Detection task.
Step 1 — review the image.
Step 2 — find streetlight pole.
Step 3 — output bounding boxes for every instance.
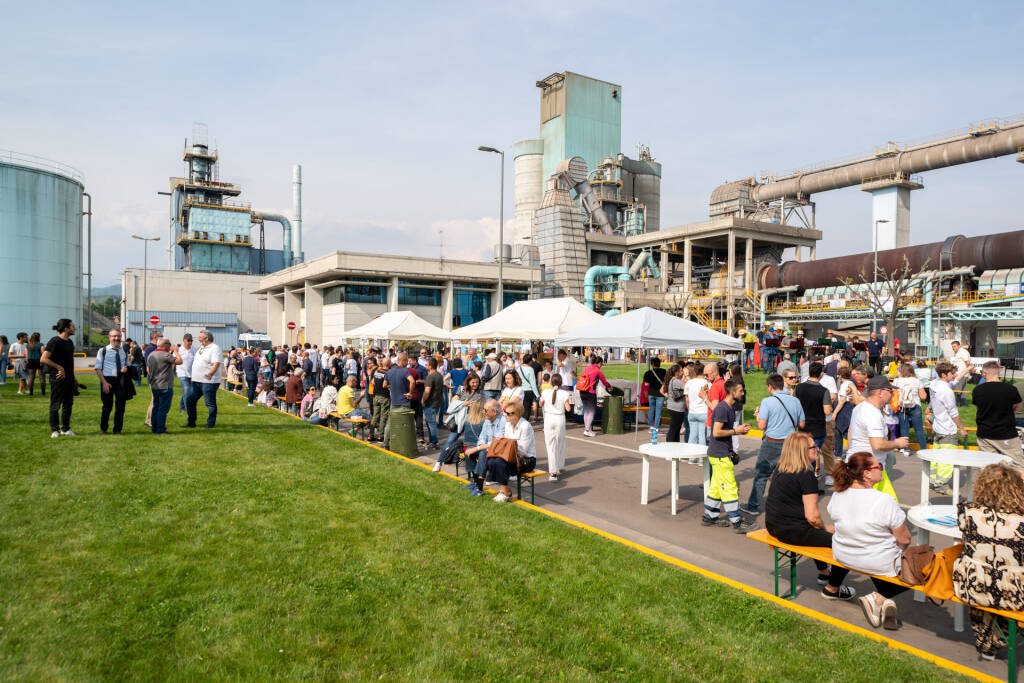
[131,234,161,338]
[872,219,889,333]
[478,146,504,310]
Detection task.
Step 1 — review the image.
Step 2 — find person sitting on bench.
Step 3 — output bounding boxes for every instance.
[764,432,855,602]
[337,375,370,421]
[828,452,911,630]
[953,463,1024,661]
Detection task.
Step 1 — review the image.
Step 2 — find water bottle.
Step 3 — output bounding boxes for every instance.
[650,427,658,445]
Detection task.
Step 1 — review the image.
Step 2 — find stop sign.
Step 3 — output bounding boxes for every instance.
[879,325,888,335]
[149,315,160,326]
[287,322,296,330]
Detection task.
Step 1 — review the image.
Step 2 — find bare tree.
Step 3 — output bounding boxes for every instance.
[837,255,931,358]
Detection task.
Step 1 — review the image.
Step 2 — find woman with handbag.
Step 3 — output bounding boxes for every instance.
[764,432,855,601]
[953,463,1024,661]
[485,401,536,503]
[577,356,612,438]
[828,452,912,630]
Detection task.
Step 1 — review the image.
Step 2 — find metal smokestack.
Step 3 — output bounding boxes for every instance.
[292,164,302,265]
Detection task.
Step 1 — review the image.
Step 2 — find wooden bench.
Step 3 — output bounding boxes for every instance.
[747,529,1024,682]
[329,411,370,438]
[453,453,545,504]
[225,379,244,393]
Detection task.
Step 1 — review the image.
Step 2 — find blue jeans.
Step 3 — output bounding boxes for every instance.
[483,389,501,401]
[687,412,707,445]
[0,352,7,383]
[341,409,371,420]
[178,376,192,411]
[150,387,174,434]
[648,396,665,431]
[133,363,143,386]
[423,405,440,445]
[835,428,848,462]
[898,405,927,451]
[246,376,258,403]
[747,439,785,512]
[186,381,219,427]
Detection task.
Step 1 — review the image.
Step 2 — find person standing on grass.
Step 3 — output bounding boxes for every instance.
[10,332,29,394]
[421,358,444,450]
[924,362,968,491]
[146,338,182,435]
[865,331,884,377]
[40,319,79,438]
[643,357,667,433]
[892,363,928,453]
[540,374,572,481]
[384,352,414,447]
[742,373,805,516]
[369,357,391,442]
[0,335,8,386]
[701,378,755,533]
[185,329,222,429]
[26,332,47,396]
[95,328,131,435]
[176,334,195,414]
[949,340,973,407]
[972,360,1023,466]
[241,346,260,407]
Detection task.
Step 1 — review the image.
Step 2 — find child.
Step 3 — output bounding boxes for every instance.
[300,386,317,421]
[256,381,277,408]
[540,372,553,392]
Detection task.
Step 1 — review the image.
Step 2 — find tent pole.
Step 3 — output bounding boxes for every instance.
[635,352,641,441]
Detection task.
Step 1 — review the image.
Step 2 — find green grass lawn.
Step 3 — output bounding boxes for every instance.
[603,362,980,445]
[0,381,961,680]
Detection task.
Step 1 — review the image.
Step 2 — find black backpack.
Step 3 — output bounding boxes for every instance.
[441,438,463,465]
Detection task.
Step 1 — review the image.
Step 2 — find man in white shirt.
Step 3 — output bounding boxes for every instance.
[185,329,222,428]
[94,328,131,434]
[176,333,196,413]
[949,340,973,406]
[925,361,968,489]
[846,375,909,468]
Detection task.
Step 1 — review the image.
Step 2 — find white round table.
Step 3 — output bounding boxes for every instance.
[639,442,708,515]
[905,503,965,632]
[916,449,1010,504]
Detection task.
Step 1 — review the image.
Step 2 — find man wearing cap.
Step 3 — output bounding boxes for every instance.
[846,375,910,495]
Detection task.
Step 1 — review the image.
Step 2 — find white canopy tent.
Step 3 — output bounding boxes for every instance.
[448,297,603,341]
[342,311,450,342]
[555,307,743,439]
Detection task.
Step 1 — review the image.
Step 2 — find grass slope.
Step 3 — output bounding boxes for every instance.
[0,382,960,680]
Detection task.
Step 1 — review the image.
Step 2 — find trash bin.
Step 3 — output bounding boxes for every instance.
[603,394,624,435]
[388,407,418,458]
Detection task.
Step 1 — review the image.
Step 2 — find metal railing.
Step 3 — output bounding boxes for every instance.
[0,149,83,182]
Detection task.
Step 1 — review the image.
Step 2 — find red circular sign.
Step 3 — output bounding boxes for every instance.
[287,322,296,330]
[149,315,160,326]
[879,325,888,335]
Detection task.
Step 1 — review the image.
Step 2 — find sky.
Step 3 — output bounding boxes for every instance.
[3,0,1023,288]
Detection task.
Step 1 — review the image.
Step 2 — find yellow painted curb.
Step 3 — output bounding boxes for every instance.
[222,388,997,682]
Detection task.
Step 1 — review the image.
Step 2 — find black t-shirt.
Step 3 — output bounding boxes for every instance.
[973,381,1022,440]
[424,371,444,408]
[371,369,388,396]
[765,469,820,539]
[793,381,829,438]
[44,335,75,378]
[530,360,543,380]
[643,367,667,394]
[707,401,737,458]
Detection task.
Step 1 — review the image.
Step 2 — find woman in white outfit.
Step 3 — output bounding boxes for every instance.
[540,374,572,481]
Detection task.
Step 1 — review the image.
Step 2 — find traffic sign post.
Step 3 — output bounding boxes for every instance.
[879,325,888,335]
[287,322,296,330]
[149,315,160,326]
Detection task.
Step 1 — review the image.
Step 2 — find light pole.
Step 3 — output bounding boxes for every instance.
[131,234,160,338]
[478,145,504,310]
[872,219,889,333]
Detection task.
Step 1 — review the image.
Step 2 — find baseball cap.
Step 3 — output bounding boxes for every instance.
[487,353,497,359]
[866,375,893,392]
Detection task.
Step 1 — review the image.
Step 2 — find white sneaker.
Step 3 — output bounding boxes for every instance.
[61,430,76,437]
[881,598,899,630]
[247,403,255,407]
[583,430,596,437]
[493,492,510,503]
[50,431,61,439]
[431,462,441,472]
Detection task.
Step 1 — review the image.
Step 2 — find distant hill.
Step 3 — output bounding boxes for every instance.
[84,284,121,299]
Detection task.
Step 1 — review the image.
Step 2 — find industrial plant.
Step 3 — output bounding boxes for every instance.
[3,70,1024,358]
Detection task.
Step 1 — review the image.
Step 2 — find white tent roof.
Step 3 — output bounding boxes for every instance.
[343,311,450,342]
[449,297,603,341]
[554,307,744,350]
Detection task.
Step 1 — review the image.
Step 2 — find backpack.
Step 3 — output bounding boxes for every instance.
[576,367,594,393]
[441,438,463,465]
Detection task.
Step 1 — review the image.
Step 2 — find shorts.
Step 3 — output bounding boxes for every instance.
[14,361,28,380]
[27,358,41,371]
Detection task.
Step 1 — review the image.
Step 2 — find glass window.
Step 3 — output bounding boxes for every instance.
[453,289,491,327]
[398,287,441,306]
[398,279,444,287]
[323,284,386,305]
[503,290,528,308]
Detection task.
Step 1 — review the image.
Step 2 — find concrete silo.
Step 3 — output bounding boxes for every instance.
[512,139,544,246]
[0,153,84,345]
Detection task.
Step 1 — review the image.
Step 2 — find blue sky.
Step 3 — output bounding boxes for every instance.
[3,1,1023,287]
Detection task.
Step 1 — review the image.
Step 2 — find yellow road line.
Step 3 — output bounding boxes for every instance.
[222,388,997,682]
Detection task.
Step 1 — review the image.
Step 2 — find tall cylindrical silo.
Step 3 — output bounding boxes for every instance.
[512,139,544,246]
[621,156,662,232]
[0,154,84,345]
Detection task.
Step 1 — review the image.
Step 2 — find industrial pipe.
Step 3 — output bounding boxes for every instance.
[82,192,92,346]
[746,122,1024,203]
[252,210,293,268]
[757,228,1024,292]
[628,251,650,278]
[292,164,302,264]
[584,265,630,309]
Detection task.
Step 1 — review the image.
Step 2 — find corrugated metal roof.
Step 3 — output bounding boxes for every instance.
[126,310,238,325]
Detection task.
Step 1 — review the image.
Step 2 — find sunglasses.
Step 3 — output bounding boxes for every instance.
[867,464,883,471]
[503,410,514,415]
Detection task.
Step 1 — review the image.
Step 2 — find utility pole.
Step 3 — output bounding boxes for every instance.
[478,146,505,310]
[131,234,160,338]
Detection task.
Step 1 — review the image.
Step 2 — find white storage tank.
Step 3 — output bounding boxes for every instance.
[512,139,544,245]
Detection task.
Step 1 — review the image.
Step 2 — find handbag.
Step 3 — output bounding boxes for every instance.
[924,543,961,602]
[899,545,935,585]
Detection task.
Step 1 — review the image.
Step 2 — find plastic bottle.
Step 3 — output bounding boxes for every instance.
[650,427,658,445]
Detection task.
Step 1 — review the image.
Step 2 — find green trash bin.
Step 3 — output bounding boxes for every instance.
[388,407,418,458]
[603,394,624,435]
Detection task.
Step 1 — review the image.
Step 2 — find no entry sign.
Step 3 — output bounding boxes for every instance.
[287,322,296,330]
[879,325,888,335]
[149,315,160,326]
